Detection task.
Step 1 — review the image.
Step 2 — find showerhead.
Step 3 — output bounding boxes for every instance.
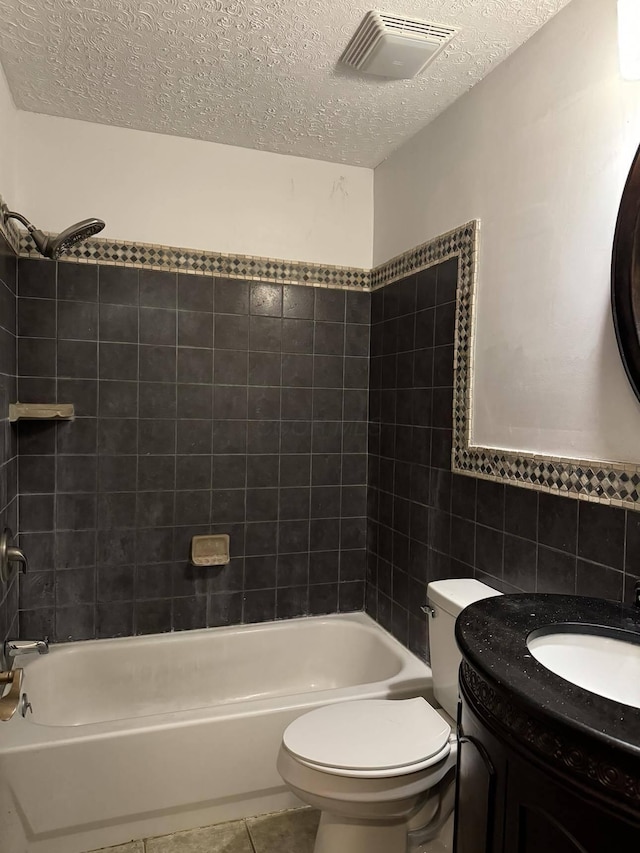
[3,208,105,259]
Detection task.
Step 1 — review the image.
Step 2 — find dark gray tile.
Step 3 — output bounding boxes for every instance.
[282,318,314,353]
[58,263,98,302]
[18,258,56,299]
[283,285,314,319]
[140,307,176,346]
[178,310,213,348]
[177,383,213,419]
[576,559,623,602]
[99,303,138,342]
[98,455,137,492]
[19,338,56,377]
[177,455,212,490]
[247,455,278,488]
[538,492,577,554]
[250,316,281,352]
[577,501,625,570]
[177,347,213,383]
[138,419,175,454]
[139,383,176,419]
[98,418,138,453]
[315,289,345,322]
[99,381,137,418]
[248,387,280,420]
[213,385,247,420]
[215,278,248,314]
[139,345,175,382]
[177,419,212,454]
[56,604,95,641]
[214,314,249,350]
[250,283,282,317]
[56,493,97,530]
[213,455,246,489]
[18,297,56,338]
[207,590,243,627]
[57,300,98,341]
[249,351,281,386]
[310,551,339,584]
[346,291,370,324]
[98,265,139,306]
[139,270,176,309]
[314,322,344,355]
[178,274,213,313]
[99,342,138,380]
[213,420,247,454]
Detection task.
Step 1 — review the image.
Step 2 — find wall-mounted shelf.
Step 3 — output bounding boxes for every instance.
[9,403,75,423]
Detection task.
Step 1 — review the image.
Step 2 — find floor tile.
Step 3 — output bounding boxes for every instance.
[247,808,320,853]
[88,843,144,853]
[145,820,253,853]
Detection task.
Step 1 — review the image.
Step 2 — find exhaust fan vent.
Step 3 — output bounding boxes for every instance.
[340,11,458,79]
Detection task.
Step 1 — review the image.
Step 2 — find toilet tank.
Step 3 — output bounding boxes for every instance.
[427,579,502,719]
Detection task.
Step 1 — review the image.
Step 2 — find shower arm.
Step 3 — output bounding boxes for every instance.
[4,210,47,240]
[2,208,49,255]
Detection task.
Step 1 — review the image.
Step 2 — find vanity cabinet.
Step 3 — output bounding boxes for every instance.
[454,665,640,853]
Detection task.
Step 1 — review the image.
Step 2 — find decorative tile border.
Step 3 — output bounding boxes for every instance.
[4,187,639,509]
[370,221,477,290]
[371,219,640,511]
[17,231,370,292]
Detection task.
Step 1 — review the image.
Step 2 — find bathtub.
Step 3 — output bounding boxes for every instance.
[0,612,432,853]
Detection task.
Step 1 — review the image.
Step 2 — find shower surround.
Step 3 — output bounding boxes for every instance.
[0,228,17,643]
[16,260,369,641]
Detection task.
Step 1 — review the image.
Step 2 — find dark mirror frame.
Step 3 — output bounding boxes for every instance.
[612,143,640,404]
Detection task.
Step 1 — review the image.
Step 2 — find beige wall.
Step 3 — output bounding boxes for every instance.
[0,63,18,204]
[5,112,373,269]
[374,0,640,465]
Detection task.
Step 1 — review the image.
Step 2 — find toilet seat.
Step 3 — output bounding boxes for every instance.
[282,698,452,779]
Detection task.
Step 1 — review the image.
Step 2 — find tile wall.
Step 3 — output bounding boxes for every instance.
[16,259,369,641]
[0,230,18,643]
[366,259,640,661]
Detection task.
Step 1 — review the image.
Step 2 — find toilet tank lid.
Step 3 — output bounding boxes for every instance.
[427,578,502,617]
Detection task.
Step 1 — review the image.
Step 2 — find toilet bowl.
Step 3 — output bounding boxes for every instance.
[277,698,456,853]
[277,578,502,853]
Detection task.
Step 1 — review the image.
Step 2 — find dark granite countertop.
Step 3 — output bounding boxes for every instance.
[455,594,640,766]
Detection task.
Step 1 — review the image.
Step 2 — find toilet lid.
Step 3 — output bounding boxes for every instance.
[282,698,451,773]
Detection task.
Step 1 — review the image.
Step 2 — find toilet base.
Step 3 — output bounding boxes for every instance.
[313,811,409,853]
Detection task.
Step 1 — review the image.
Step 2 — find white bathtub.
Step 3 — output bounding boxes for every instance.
[0,612,432,853]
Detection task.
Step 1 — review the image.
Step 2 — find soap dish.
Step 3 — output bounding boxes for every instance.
[9,403,75,422]
[190,534,230,567]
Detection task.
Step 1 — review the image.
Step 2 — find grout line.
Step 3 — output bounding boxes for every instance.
[244,817,258,853]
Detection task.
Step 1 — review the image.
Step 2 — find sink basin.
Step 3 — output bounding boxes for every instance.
[527,626,640,709]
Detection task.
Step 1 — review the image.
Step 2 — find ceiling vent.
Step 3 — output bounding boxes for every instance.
[340,11,458,79]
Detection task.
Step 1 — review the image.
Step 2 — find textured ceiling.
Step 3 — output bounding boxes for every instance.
[0,0,571,167]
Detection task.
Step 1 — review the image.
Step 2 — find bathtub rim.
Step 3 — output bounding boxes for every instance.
[0,612,433,750]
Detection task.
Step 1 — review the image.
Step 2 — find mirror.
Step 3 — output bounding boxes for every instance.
[612,143,640,403]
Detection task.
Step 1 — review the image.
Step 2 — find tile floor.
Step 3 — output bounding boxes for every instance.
[90,806,454,853]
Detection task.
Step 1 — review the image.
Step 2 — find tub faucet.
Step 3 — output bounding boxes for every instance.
[2,637,49,669]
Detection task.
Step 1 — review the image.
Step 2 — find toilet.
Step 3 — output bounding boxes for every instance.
[277,579,501,853]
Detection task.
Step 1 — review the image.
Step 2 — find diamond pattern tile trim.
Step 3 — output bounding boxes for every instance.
[6,194,638,510]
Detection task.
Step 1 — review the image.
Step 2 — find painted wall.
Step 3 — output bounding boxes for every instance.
[0,63,18,202]
[13,112,373,269]
[374,0,640,465]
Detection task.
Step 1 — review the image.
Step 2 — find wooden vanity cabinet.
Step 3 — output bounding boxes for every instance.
[454,676,640,853]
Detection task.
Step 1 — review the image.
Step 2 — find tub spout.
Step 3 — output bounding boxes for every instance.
[4,638,49,663]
